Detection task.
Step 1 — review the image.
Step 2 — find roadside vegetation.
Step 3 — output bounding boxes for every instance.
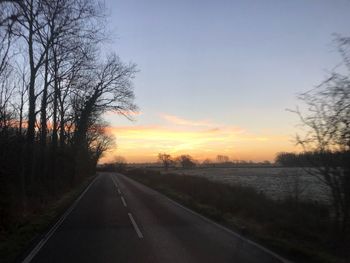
[0,176,94,263]
[124,168,346,263]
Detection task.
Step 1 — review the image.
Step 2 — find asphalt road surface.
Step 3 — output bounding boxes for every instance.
[22,172,289,263]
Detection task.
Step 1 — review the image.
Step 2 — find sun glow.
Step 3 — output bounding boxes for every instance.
[100,113,297,163]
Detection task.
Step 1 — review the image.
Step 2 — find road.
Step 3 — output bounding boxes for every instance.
[22,172,289,263]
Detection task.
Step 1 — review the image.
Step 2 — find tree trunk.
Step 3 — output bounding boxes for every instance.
[40,50,49,148]
[39,50,49,182]
[26,4,37,184]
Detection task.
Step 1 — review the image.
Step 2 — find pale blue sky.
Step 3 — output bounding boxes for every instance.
[101,0,350,162]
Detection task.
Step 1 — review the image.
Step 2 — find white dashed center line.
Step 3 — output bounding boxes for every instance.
[128,213,144,239]
[111,175,143,239]
[111,177,118,188]
[121,196,127,207]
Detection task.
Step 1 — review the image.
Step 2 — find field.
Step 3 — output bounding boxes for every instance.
[155,167,330,203]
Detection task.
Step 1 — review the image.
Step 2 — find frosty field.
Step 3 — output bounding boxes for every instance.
[158,167,330,203]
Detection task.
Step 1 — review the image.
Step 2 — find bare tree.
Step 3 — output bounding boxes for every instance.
[176,154,196,169]
[202,158,213,167]
[0,1,18,75]
[0,65,15,131]
[73,54,137,146]
[158,153,173,170]
[87,121,115,169]
[216,154,229,163]
[14,62,28,135]
[0,0,139,234]
[294,37,350,239]
[70,53,137,180]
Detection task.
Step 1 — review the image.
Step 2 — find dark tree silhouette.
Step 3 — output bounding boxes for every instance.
[158,153,173,170]
[294,37,350,240]
[216,154,229,163]
[176,154,196,168]
[0,0,138,236]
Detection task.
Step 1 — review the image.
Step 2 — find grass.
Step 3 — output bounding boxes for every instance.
[0,176,95,263]
[124,168,347,263]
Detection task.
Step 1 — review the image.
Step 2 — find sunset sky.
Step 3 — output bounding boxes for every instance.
[100,0,350,163]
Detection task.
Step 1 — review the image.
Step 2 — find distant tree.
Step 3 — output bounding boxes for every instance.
[275,152,299,166]
[176,154,196,169]
[202,158,212,167]
[113,156,127,172]
[216,154,229,163]
[158,153,173,170]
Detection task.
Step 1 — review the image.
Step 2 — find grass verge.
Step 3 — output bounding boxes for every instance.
[0,176,95,263]
[124,168,347,263]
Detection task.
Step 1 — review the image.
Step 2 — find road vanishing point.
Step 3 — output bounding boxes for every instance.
[21,173,290,263]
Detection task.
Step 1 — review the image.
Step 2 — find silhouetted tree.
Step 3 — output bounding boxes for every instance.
[72,54,137,180]
[275,152,300,166]
[176,154,196,168]
[0,0,138,234]
[216,154,229,163]
[293,36,350,240]
[158,153,173,170]
[202,158,213,167]
[87,121,115,173]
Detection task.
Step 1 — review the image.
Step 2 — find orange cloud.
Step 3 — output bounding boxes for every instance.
[160,113,214,127]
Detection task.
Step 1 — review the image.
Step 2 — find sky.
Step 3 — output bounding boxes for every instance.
[100,0,350,163]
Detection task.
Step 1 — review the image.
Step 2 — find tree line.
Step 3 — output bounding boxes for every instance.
[158,153,197,170]
[275,151,349,167]
[157,153,272,170]
[0,0,136,230]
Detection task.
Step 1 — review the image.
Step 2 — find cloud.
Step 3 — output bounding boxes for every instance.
[159,113,246,134]
[159,113,214,127]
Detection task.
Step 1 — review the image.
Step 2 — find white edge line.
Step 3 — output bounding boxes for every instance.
[121,196,127,207]
[163,194,292,263]
[117,188,121,194]
[22,176,98,263]
[120,174,292,263]
[128,213,143,239]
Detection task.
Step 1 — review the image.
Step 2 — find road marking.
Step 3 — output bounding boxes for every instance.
[22,176,98,263]
[128,213,143,239]
[111,176,118,188]
[121,196,127,207]
[111,175,123,195]
[111,177,122,195]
